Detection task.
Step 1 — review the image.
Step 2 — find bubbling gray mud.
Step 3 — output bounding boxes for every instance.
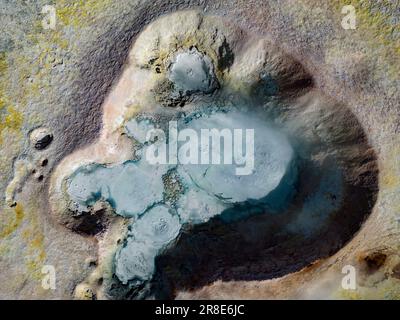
[67,109,300,286]
[168,48,218,95]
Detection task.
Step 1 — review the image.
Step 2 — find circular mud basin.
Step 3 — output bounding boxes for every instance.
[48,10,379,300]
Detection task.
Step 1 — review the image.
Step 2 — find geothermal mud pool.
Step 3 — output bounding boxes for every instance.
[0,1,398,300]
[47,11,378,299]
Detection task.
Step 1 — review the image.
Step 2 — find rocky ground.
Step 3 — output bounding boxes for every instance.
[0,0,399,299]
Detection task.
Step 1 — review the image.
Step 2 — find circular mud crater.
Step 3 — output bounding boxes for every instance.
[48,10,379,300]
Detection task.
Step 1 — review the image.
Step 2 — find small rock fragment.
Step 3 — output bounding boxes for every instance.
[30,127,53,150]
[74,283,96,300]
